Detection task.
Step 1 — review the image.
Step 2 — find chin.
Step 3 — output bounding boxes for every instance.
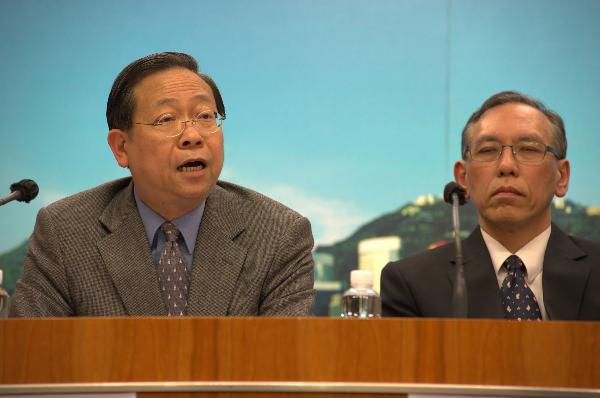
[483,208,527,226]
[179,190,208,201]
[180,184,214,201]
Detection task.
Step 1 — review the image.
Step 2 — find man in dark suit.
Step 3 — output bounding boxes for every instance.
[10,52,314,317]
[381,91,600,320]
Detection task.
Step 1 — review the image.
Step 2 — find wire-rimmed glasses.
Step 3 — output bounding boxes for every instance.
[467,140,561,164]
[135,110,225,138]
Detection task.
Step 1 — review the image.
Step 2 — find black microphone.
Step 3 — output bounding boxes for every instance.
[0,179,39,206]
[443,181,468,318]
[443,181,467,205]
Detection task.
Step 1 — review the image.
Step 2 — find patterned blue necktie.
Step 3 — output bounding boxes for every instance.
[500,255,542,320]
[158,222,189,316]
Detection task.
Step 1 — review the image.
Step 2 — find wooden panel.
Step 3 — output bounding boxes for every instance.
[1,317,599,388]
[136,394,406,398]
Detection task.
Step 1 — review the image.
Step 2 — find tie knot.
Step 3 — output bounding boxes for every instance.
[160,222,181,243]
[504,255,525,273]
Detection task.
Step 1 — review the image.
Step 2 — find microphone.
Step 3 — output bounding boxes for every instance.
[443,181,468,318]
[0,179,39,206]
[443,181,467,205]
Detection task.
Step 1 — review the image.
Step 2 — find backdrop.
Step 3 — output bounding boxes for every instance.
[1,1,599,305]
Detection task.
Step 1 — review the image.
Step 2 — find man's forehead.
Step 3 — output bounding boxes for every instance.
[473,131,545,142]
[155,94,214,107]
[134,68,215,106]
[471,103,552,140]
[480,102,545,122]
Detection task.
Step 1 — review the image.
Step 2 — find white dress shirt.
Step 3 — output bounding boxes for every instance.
[481,226,551,320]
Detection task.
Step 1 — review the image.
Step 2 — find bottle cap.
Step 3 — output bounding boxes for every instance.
[350,270,373,289]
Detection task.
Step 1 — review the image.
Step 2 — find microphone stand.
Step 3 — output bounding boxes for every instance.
[451,192,468,318]
[0,191,21,207]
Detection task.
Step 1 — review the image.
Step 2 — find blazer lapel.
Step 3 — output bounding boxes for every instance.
[187,184,248,316]
[543,224,590,320]
[97,182,166,315]
[449,228,504,318]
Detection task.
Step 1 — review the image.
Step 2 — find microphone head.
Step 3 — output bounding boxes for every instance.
[10,179,39,203]
[443,182,467,205]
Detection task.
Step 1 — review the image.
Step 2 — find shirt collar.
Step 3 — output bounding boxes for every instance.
[133,187,205,254]
[481,225,551,284]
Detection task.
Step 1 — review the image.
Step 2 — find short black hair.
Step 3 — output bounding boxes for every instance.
[106,52,226,131]
[461,91,566,160]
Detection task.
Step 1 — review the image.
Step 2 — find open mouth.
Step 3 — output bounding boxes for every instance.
[177,160,206,172]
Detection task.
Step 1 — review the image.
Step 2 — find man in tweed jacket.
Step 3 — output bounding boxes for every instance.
[10,52,314,317]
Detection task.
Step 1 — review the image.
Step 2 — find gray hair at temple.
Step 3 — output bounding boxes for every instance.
[106,52,226,131]
[461,91,567,160]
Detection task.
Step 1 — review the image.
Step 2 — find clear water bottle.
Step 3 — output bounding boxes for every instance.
[0,269,9,318]
[340,270,381,318]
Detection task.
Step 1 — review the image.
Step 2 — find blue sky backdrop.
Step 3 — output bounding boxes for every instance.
[1,0,599,253]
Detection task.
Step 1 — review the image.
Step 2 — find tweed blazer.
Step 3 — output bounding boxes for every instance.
[381,225,600,320]
[10,178,315,317]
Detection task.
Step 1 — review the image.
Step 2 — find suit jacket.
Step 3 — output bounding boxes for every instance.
[9,178,315,317]
[381,225,600,320]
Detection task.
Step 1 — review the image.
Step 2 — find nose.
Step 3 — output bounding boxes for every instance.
[497,145,519,177]
[178,121,205,148]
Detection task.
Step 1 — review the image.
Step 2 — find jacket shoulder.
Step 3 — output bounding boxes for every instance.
[383,242,455,277]
[215,180,305,221]
[42,178,131,226]
[569,234,600,255]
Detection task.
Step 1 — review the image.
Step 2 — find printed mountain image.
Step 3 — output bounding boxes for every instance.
[1,196,599,316]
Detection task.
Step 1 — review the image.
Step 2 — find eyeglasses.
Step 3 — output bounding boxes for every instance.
[135,111,225,138]
[467,141,561,164]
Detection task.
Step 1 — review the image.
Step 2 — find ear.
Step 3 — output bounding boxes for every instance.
[554,159,570,197]
[107,129,130,168]
[454,160,469,199]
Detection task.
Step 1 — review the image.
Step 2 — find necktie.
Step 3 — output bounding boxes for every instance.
[158,222,189,316]
[500,255,542,320]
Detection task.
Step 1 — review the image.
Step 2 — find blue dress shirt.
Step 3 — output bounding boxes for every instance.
[133,188,205,270]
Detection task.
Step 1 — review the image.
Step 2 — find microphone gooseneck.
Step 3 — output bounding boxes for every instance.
[443,181,468,318]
